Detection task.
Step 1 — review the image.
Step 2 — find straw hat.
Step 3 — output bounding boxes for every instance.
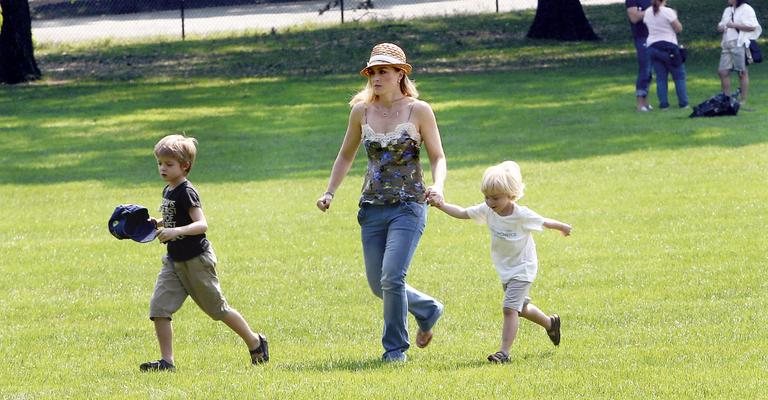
[360,43,413,77]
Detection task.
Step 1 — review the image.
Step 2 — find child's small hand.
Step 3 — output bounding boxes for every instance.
[157,227,180,243]
[425,187,444,207]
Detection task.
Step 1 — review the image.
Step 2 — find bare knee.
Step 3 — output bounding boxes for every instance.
[503,307,518,317]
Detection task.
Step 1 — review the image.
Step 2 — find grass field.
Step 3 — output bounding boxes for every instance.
[1,1,767,398]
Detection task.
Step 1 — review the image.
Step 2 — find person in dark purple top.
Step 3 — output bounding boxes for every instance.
[627,0,653,112]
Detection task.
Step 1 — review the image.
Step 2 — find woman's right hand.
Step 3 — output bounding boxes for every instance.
[316,192,333,212]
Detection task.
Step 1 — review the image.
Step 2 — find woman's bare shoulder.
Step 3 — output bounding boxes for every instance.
[410,98,435,114]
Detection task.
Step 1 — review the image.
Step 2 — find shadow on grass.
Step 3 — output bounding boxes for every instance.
[34,0,766,82]
[1,66,767,186]
[279,357,385,373]
[3,1,768,185]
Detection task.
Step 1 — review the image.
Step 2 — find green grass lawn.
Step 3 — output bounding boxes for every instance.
[1,1,767,398]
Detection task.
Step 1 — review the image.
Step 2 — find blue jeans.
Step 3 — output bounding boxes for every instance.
[358,202,444,359]
[634,37,652,98]
[649,46,688,108]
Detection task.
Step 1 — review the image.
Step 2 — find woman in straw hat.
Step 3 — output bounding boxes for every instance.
[316,43,446,362]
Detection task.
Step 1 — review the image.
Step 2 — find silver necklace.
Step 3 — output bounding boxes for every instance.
[379,97,406,118]
[381,108,399,118]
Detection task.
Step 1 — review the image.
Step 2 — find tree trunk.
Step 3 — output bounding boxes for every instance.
[0,0,41,84]
[527,0,599,41]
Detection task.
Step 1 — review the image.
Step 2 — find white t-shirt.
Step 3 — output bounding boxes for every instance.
[644,6,679,46]
[466,203,545,283]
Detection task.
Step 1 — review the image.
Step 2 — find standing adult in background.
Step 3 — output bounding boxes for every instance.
[626,0,653,112]
[316,43,446,363]
[644,0,688,109]
[718,0,762,108]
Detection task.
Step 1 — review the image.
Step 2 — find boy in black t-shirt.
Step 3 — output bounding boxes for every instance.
[140,134,269,371]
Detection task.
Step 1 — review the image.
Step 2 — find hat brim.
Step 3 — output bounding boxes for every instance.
[360,61,413,77]
[130,222,158,243]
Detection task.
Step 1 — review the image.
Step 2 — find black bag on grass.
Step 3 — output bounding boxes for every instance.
[689,93,740,118]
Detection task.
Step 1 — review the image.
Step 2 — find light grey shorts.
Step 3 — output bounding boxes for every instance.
[719,40,747,72]
[502,279,532,312]
[149,247,231,321]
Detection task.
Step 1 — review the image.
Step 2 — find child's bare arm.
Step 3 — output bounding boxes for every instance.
[435,203,471,219]
[157,207,208,243]
[543,218,572,236]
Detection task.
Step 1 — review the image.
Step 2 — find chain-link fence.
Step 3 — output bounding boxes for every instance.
[30,0,540,43]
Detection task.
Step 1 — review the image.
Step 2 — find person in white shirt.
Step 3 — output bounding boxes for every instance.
[644,0,688,109]
[717,0,762,107]
[433,161,572,364]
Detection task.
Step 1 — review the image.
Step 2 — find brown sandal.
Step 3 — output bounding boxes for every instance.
[250,333,269,364]
[547,314,561,346]
[416,329,434,348]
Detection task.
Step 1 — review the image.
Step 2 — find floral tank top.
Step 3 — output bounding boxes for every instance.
[359,103,426,205]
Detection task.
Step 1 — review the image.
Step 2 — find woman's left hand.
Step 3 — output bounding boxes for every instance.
[425,186,444,207]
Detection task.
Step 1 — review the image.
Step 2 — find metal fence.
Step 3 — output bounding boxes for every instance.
[30,0,538,43]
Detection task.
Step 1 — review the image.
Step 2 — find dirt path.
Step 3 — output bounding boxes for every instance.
[32,0,623,43]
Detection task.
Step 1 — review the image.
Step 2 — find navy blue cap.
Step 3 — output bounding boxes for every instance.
[108,204,158,243]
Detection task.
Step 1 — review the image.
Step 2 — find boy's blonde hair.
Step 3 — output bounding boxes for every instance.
[481,161,525,201]
[154,134,198,174]
[349,70,419,106]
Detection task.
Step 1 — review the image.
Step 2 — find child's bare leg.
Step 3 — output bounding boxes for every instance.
[221,309,261,350]
[521,302,561,346]
[499,307,519,355]
[520,302,552,330]
[154,317,174,364]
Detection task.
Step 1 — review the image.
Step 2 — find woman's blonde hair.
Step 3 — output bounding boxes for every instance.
[481,161,525,201]
[154,134,198,174]
[349,68,419,106]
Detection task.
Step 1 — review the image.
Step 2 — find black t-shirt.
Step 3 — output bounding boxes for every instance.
[626,0,651,39]
[160,180,210,261]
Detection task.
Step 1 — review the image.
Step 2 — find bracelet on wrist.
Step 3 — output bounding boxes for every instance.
[324,191,335,198]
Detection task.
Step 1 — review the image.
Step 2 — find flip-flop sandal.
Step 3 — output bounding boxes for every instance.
[416,329,433,348]
[487,351,510,364]
[250,333,269,364]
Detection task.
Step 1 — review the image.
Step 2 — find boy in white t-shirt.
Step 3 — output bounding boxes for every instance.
[433,161,571,363]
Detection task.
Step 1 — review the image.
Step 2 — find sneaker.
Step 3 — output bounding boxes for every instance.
[547,314,561,346]
[139,359,175,372]
[637,105,651,112]
[382,351,407,363]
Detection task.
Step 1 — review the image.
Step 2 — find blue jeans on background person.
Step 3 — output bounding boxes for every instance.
[634,36,652,98]
[649,46,688,109]
[358,201,444,361]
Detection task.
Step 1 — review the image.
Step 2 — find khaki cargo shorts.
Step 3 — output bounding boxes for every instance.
[719,40,747,72]
[149,247,231,321]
